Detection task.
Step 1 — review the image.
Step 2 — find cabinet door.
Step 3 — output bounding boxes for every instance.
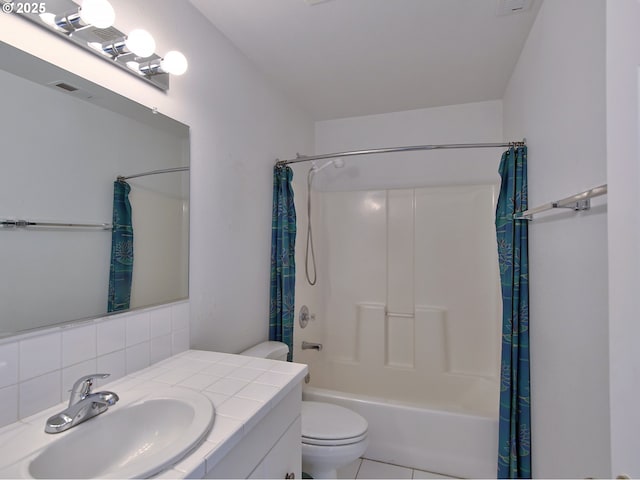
[257,416,301,479]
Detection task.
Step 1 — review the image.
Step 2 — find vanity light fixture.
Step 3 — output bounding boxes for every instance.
[3,0,187,91]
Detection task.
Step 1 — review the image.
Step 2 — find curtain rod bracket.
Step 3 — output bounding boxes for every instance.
[553,199,591,211]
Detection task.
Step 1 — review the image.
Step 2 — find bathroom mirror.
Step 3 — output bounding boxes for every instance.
[0,41,190,338]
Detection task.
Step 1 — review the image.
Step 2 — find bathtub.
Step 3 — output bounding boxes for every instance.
[302,386,498,479]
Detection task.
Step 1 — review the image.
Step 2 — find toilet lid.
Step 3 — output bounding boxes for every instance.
[301,401,368,445]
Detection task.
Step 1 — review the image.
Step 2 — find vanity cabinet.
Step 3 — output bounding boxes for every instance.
[205,384,302,479]
[248,417,301,479]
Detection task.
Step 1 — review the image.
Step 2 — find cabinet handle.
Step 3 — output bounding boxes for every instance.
[285,473,295,479]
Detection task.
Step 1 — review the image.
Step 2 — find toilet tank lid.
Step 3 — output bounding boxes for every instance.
[241,341,289,359]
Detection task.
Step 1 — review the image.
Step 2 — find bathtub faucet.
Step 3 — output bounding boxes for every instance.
[302,341,323,351]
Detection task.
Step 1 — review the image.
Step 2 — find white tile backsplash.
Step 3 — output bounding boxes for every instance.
[0,343,18,389]
[150,308,172,338]
[62,324,97,367]
[150,334,172,364]
[0,385,18,428]
[171,302,190,331]
[172,328,190,355]
[19,371,61,418]
[126,342,150,374]
[0,301,189,424]
[96,317,126,355]
[19,333,61,381]
[126,312,150,347]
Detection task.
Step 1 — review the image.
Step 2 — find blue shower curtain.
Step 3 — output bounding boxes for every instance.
[269,165,296,361]
[108,180,134,313]
[496,146,531,479]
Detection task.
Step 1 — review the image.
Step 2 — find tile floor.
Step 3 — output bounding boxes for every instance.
[335,458,458,479]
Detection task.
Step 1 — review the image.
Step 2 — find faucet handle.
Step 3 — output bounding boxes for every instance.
[69,373,110,406]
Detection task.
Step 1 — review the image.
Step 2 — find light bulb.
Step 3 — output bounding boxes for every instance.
[160,51,188,75]
[125,29,156,58]
[79,0,115,29]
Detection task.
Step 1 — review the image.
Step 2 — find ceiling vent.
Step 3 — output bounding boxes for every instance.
[53,82,78,92]
[47,81,95,100]
[496,0,533,16]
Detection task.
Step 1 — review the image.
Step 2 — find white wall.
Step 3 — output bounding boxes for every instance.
[312,100,504,191]
[0,0,314,353]
[606,1,640,476]
[502,1,609,477]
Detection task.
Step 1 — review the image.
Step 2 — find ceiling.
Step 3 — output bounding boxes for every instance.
[190,0,541,120]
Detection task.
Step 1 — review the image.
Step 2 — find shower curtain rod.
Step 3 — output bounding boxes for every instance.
[275,140,526,166]
[117,166,189,181]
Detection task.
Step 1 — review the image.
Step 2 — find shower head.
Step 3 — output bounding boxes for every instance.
[311,157,345,174]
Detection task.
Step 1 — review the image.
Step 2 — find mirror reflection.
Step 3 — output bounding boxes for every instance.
[0,41,190,338]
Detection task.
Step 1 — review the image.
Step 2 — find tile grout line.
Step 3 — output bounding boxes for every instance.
[354,458,363,479]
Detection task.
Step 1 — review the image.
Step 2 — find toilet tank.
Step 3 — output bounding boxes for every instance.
[240,341,289,361]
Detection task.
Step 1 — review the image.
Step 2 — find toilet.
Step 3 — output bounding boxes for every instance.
[241,341,369,479]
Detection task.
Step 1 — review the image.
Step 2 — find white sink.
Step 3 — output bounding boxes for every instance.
[14,388,214,479]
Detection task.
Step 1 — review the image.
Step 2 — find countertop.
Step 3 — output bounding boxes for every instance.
[0,349,308,478]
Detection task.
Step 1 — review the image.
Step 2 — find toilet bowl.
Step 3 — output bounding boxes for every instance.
[240,341,369,479]
[300,400,369,478]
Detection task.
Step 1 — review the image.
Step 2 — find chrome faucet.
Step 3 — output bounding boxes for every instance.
[45,373,119,434]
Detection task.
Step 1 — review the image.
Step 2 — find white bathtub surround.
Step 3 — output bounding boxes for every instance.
[0,350,308,479]
[304,387,496,479]
[307,185,501,415]
[0,300,190,427]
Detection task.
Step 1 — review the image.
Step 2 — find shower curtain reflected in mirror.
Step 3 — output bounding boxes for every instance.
[108,180,133,313]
